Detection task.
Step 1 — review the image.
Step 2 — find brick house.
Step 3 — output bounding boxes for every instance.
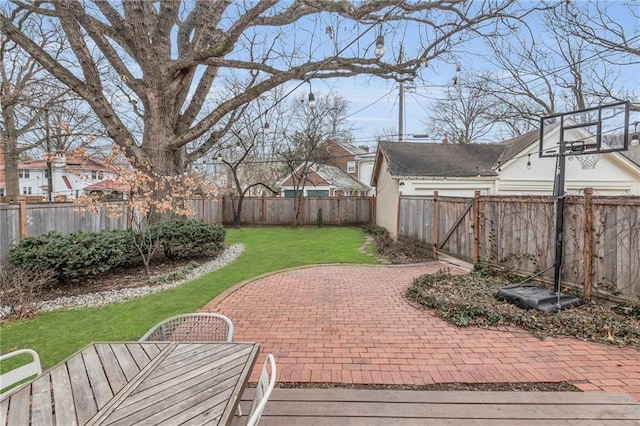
[277,139,374,197]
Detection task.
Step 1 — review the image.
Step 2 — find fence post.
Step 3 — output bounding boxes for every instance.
[395,190,402,240]
[19,200,27,240]
[583,188,594,298]
[371,195,376,223]
[432,191,439,259]
[473,190,481,265]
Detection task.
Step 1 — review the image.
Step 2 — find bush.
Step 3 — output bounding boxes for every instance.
[9,230,136,283]
[362,223,387,236]
[151,218,225,260]
[0,262,55,319]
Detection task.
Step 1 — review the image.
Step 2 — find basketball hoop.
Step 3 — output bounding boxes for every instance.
[575,153,601,170]
[562,140,601,170]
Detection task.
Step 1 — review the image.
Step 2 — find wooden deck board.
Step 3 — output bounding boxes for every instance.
[230,389,640,426]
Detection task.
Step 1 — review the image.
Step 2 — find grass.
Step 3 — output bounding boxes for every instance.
[0,226,377,369]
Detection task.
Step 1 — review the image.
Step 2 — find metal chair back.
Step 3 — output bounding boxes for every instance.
[139,313,234,342]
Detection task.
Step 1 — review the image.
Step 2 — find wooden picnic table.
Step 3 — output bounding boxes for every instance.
[0,341,260,426]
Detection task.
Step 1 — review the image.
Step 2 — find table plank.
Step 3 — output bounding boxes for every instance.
[0,397,9,425]
[140,342,163,359]
[68,349,99,424]
[5,385,31,425]
[82,345,114,409]
[108,344,142,381]
[94,344,128,394]
[30,372,53,425]
[50,364,79,425]
[126,343,152,370]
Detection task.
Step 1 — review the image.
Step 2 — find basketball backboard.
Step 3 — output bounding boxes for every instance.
[539,101,630,158]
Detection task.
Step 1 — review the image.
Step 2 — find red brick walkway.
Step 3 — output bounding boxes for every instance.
[202,263,640,401]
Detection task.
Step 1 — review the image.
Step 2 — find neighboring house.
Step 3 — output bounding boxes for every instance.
[372,130,640,238]
[277,139,373,197]
[1,151,120,201]
[277,163,369,197]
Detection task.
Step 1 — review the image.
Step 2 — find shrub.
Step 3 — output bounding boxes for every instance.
[0,262,55,319]
[9,230,136,283]
[151,218,225,260]
[362,223,387,236]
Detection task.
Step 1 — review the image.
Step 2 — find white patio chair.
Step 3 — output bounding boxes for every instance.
[0,349,42,397]
[139,313,234,342]
[245,354,277,426]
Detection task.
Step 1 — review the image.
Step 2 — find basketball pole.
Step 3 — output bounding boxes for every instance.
[552,149,566,307]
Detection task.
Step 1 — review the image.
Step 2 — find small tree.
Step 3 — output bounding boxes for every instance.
[78,148,218,275]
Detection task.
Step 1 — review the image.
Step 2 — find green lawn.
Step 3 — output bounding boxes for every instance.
[0,226,377,369]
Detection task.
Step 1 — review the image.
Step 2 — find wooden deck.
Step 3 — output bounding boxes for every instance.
[231,388,640,425]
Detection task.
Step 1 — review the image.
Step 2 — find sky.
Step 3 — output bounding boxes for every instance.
[288,0,640,148]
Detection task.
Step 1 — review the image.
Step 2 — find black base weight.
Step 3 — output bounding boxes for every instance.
[495,285,582,312]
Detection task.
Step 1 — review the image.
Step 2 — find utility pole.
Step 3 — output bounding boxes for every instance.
[398,45,404,142]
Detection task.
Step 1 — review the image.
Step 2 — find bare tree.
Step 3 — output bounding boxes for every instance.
[563,1,640,62]
[1,0,521,211]
[1,5,107,203]
[1,7,64,202]
[278,93,354,226]
[422,77,498,143]
[561,1,640,111]
[215,128,279,229]
[461,2,638,137]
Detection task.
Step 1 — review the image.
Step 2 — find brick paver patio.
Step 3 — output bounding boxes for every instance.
[202,262,640,401]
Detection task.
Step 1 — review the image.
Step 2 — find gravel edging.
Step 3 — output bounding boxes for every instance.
[15,244,245,315]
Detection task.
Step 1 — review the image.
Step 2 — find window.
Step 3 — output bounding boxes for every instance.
[18,169,30,178]
[22,187,32,195]
[284,190,303,198]
[307,190,329,197]
[91,171,104,180]
[346,161,356,173]
[0,188,5,196]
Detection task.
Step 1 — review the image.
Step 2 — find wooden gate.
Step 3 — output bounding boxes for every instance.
[398,192,476,261]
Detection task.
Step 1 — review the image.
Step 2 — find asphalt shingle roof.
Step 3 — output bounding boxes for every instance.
[378,141,506,177]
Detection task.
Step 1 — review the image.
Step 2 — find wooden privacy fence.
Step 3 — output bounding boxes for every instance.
[0,196,373,261]
[399,190,640,300]
[220,196,373,226]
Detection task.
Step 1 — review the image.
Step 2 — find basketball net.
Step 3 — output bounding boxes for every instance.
[568,153,601,170]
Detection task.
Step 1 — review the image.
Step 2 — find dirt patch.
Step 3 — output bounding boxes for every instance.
[375,234,436,264]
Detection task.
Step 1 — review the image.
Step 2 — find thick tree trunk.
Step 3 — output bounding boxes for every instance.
[138,120,189,224]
